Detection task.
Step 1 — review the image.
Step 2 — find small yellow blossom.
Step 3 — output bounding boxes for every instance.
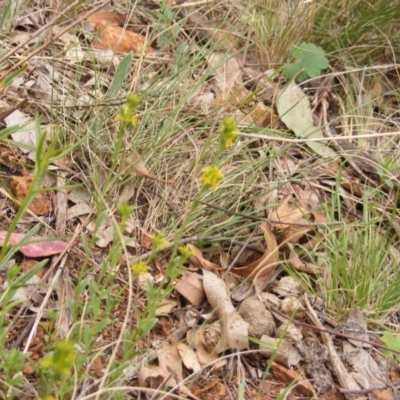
[178,245,194,261]
[200,166,224,190]
[115,94,141,127]
[220,117,239,150]
[41,340,76,377]
[151,232,169,250]
[115,104,138,127]
[132,261,148,275]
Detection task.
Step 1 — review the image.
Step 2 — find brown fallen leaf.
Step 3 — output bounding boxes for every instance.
[176,342,201,373]
[271,362,316,397]
[92,21,154,54]
[86,11,126,26]
[287,243,319,274]
[186,244,224,271]
[175,271,206,306]
[187,329,218,366]
[0,231,68,258]
[270,194,308,231]
[10,176,51,216]
[231,222,279,279]
[279,211,327,250]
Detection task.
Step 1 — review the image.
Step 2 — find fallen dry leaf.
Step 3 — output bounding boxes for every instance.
[232,222,279,279]
[0,231,68,258]
[187,329,218,366]
[175,271,206,306]
[287,243,319,274]
[176,342,201,373]
[271,362,316,397]
[270,194,309,231]
[92,21,154,54]
[86,11,126,26]
[138,365,176,390]
[186,244,223,271]
[157,344,183,383]
[10,176,51,216]
[155,300,178,315]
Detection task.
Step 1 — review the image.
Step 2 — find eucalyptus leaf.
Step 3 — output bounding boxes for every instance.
[276,82,337,158]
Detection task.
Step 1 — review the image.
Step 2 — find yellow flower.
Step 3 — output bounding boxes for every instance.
[200,166,224,190]
[41,340,76,377]
[115,104,138,127]
[132,261,147,275]
[178,245,194,260]
[151,232,169,250]
[220,117,238,150]
[115,94,141,127]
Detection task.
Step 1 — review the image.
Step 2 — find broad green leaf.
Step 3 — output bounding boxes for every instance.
[381,332,400,361]
[276,82,337,158]
[284,42,329,83]
[108,52,133,98]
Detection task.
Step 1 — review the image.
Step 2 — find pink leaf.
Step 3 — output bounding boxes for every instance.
[0,231,68,258]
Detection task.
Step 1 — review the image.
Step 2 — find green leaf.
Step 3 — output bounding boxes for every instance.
[283,42,329,83]
[381,332,400,361]
[108,53,133,98]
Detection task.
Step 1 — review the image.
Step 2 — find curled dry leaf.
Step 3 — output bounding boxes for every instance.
[157,344,183,383]
[187,329,218,366]
[186,244,223,271]
[92,21,154,54]
[175,271,206,306]
[10,176,51,216]
[232,222,279,279]
[138,365,176,389]
[270,194,309,231]
[0,231,68,258]
[202,269,248,353]
[287,243,319,274]
[176,342,201,373]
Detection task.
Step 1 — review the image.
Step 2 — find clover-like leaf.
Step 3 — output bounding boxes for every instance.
[283,42,329,83]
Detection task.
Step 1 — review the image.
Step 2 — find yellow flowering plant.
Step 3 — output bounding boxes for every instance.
[200,165,224,190]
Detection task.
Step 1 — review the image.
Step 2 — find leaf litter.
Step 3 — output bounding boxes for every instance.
[1,1,400,399]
